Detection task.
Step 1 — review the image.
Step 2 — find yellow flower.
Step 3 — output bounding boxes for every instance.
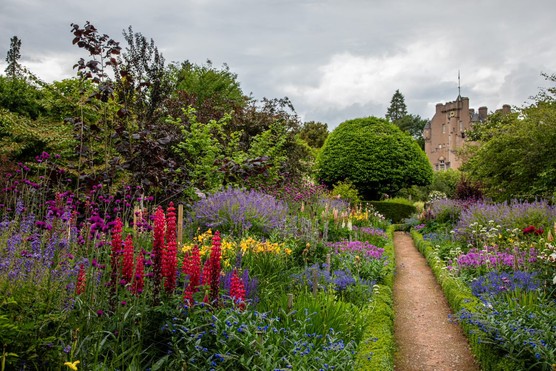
[64,360,80,370]
[284,248,292,255]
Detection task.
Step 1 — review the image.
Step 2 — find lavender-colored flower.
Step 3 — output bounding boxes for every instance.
[190,187,289,237]
[352,226,387,238]
[326,240,384,260]
[454,246,539,272]
[453,200,556,244]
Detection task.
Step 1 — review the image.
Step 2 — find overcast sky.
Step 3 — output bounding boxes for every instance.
[1,0,555,129]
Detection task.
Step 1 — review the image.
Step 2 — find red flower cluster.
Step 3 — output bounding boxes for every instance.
[122,235,135,284]
[131,250,145,295]
[183,232,222,306]
[523,225,544,235]
[163,202,178,294]
[75,263,86,295]
[152,206,166,301]
[182,245,201,305]
[230,269,246,310]
[207,231,222,305]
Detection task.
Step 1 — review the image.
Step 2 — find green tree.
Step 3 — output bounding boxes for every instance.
[170,60,247,122]
[395,113,428,149]
[0,76,43,119]
[385,89,407,123]
[462,72,556,201]
[316,117,432,200]
[462,100,556,200]
[5,36,22,79]
[298,121,328,149]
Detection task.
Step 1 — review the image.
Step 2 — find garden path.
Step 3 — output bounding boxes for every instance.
[392,232,479,371]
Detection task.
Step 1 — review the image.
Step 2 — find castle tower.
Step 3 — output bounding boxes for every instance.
[424,96,476,171]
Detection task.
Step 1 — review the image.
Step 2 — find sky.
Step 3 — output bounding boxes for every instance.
[1,0,555,129]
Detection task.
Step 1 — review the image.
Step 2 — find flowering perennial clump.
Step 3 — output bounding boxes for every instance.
[163,202,178,293]
[183,245,201,305]
[190,187,289,237]
[131,250,145,295]
[470,271,541,298]
[327,240,384,260]
[229,269,246,309]
[122,235,134,284]
[451,246,538,273]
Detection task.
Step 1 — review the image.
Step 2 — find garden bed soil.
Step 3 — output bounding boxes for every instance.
[393,232,479,371]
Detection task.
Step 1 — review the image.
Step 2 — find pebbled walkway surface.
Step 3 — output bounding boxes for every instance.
[393,232,479,371]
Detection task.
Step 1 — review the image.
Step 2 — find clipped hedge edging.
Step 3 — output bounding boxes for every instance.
[354,225,396,370]
[410,231,524,371]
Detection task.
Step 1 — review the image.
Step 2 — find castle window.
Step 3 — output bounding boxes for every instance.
[442,124,446,134]
[439,159,446,171]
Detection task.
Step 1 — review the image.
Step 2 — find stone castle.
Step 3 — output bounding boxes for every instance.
[423,96,510,171]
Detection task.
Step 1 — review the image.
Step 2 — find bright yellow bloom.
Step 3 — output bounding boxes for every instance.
[64,360,80,370]
[239,237,286,255]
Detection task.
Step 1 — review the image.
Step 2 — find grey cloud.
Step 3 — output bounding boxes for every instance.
[1,0,555,130]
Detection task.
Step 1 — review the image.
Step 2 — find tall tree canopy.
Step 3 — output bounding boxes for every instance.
[316,116,432,200]
[298,121,328,149]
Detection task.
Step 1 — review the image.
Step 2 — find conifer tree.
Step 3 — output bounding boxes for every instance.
[385,89,407,123]
[5,36,22,79]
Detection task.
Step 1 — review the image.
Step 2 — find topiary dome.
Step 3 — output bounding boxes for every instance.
[316,116,432,200]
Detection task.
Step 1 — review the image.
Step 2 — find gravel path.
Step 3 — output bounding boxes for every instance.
[393,232,479,371]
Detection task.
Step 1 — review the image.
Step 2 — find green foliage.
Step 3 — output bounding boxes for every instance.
[0,108,74,160]
[317,117,432,200]
[247,123,289,185]
[5,36,22,79]
[385,90,427,148]
[171,60,246,121]
[394,113,428,149]
[354,285,395,370]
[298,121,329,149]
[170,107,229,198]
[432,169,462,198]
[354,225,396,369]
[385,89,407,123]
[367,200,417,224]
[331,180,361,206]
[0,76,44,119]
[462,74,556,200]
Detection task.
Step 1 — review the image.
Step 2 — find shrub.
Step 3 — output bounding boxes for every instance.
[431,169,462,198]
[316,117,432,200]
[366,200,416,223]
[454,175,483,201]
[331,179,361,206]
[188,187,288,238]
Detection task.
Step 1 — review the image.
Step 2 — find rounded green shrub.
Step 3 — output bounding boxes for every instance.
[316,117,432,200]
[331,179,361,206]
